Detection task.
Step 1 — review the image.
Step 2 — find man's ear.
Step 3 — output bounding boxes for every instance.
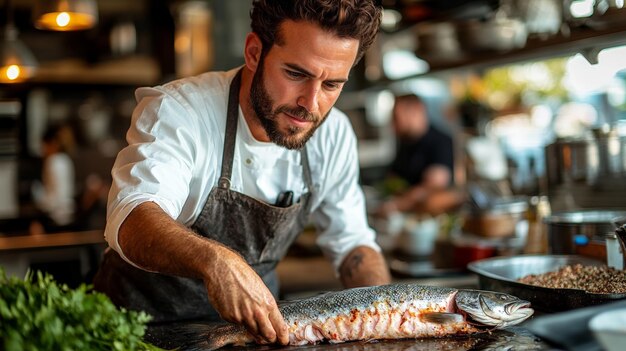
[244,32,263,72]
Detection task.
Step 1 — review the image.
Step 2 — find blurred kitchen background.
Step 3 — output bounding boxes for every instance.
[1,0,626,292]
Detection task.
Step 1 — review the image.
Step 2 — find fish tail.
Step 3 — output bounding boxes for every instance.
[173,323,252,351]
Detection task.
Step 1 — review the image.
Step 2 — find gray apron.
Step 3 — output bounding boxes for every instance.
[93,70,314,323]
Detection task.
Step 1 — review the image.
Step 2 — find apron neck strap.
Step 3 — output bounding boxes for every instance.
[218,69,242,189]
[300,148,314,192]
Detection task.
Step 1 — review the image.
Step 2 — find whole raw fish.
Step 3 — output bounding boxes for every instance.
[192,284,533,350]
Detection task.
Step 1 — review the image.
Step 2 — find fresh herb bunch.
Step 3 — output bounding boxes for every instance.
[0,268,165,351]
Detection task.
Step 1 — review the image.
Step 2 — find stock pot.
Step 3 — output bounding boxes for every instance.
[545,131,626,188]
[545,129,626,210]
[545,210,626,255]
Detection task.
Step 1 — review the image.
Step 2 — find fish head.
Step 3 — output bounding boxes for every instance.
[455,290,534,328]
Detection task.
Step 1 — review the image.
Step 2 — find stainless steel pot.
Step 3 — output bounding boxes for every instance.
[463,196,529,238]
[545,210,626,254]
[456,17,527,52]
[545,130,626,210]
[545,138,589,185]
[414,21,464,62]
[545,131,626,186]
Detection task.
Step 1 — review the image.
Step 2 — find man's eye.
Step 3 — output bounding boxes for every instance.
[286,70,305,79]
[324,82,341,90]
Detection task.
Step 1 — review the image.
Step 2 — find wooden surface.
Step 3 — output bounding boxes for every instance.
[0,230,105,251]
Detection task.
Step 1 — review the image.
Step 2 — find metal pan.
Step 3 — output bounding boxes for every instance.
[467,255,626,312]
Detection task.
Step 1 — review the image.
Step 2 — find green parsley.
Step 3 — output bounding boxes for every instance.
[0,268,165,351]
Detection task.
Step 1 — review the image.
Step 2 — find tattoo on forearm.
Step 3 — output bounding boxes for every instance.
[341,252,364,279]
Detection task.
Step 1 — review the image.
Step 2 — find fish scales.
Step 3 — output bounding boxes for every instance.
[198,284,533,350]
[281,284,455,319]
[282,284,462,343]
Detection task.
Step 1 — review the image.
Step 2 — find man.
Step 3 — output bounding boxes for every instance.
[93,0,390,347]
[376,94,455,216]
[31,124,76,233]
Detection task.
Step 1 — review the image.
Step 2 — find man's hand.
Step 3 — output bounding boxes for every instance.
[117,202,289,345]
[204,246,289,345]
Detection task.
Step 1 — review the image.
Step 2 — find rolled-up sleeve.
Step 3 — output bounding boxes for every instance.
[312,118,381,273]
[104,87,199,265]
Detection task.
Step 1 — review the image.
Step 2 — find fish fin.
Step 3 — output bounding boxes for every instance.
[420,312,464,324]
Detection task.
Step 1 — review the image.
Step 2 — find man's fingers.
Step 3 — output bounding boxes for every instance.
[268,307,289,345]
[255,309,277,344]
[243,315,260,340]
[202,253,287,345]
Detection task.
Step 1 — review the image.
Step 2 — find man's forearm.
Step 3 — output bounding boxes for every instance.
[117,201,234,281]
[338,245,391,288]
[118,201,289,343]
[392,165,452,213]
[393,185,427,212]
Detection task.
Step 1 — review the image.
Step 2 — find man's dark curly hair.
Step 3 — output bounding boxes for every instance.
[250,0,382,65]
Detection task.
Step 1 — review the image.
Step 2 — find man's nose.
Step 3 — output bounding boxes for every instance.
[297,83,320,113]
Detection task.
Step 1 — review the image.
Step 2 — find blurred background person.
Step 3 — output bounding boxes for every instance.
[376,94,459,217]
[31,124,76,233]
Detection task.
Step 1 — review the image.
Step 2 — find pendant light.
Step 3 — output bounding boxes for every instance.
[33,0,98,31]
[0,0,38,83]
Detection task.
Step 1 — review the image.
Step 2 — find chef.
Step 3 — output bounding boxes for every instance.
[93,0,391,347]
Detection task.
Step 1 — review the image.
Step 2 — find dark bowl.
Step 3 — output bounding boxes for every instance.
[468,254,626,313]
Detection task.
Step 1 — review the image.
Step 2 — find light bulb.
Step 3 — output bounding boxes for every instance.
[34,0,98,31]
[6,65,21,81]
[56,12,70,27]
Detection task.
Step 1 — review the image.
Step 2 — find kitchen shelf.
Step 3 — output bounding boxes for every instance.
[423,22,626,75]
[29,55,162,86]
[379,11,626,82]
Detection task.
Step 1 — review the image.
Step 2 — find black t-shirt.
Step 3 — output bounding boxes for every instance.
[390,126,454,186]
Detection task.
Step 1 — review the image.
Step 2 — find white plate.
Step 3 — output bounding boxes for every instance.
[589,308,626,351]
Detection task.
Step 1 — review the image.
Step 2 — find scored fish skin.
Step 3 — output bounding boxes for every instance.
[202,284,533,350]
[283,284,472,345]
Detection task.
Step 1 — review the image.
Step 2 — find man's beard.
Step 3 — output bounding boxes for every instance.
[250,59,328,150]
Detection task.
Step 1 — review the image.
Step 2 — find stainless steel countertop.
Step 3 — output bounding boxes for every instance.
[145,325,552,351]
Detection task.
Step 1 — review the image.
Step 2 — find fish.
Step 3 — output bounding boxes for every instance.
[188,283,533,350]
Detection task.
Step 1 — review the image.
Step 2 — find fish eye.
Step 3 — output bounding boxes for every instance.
[500,295,508,300]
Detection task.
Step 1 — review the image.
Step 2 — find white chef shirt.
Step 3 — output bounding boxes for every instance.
[105,68,380,272]
[33,153,75,226]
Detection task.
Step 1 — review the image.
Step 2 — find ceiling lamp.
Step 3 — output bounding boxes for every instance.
[1,1,38,83]
[33,0,98,31]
